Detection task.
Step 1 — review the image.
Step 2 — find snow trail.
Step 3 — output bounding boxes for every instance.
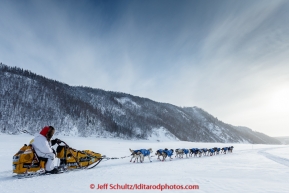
[1,134,289,193]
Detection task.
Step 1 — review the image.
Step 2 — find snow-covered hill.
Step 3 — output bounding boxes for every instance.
[274,136,289,144]
[0,134,288,193]
[0,63,281,144]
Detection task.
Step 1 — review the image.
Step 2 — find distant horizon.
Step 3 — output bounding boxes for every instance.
[274,136,289,138]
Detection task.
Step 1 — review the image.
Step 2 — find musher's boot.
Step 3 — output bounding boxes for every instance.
[45,168,59,174]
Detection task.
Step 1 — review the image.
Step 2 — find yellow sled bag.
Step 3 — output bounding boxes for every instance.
[56,145,102,169]
[13,140,103,176]
[13,144,46,174]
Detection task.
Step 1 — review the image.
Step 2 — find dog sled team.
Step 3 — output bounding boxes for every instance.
[129,146,234,163]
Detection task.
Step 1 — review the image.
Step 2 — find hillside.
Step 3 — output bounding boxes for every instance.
[0,63,281,144]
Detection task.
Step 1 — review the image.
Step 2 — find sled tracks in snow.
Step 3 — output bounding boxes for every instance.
[258,149,289,168]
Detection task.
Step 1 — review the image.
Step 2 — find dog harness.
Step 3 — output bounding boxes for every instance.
[157,149,164,154]
[182,149,189,154]
[163,149,173,156]
[140,149,150,156]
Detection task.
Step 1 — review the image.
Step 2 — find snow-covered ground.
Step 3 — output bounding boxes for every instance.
[0,133,289,193]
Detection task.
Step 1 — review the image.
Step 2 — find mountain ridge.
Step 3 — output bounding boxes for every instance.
[0,63,281,144]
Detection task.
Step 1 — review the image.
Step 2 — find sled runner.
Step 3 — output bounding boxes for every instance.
[12,140,105,178]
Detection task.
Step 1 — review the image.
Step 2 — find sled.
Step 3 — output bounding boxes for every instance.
[12,140,105,178]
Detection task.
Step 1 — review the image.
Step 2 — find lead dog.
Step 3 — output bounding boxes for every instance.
[228,146,234,153]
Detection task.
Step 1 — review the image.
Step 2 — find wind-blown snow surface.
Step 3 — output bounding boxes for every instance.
[0,133,289,193]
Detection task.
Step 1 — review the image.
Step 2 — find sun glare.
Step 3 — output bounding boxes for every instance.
[268,87,289,113]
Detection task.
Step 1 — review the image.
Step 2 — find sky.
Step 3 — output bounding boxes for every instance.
[0,0,289,137]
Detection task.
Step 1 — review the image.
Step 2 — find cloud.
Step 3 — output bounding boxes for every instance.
[1,0,289,136]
